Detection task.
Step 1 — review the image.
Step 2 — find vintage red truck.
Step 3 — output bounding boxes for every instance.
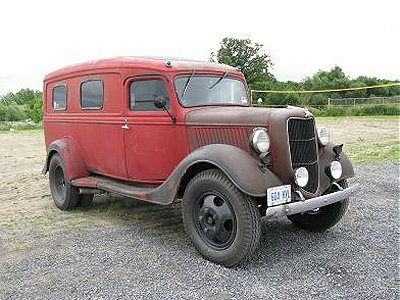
[42,57,360,267]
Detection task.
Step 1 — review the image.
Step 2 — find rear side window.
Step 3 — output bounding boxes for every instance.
[52,85,67,110]
[130,79,170,111]
[80,80,103,109]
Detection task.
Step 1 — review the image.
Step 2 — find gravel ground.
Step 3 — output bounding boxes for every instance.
[0,161,398,300]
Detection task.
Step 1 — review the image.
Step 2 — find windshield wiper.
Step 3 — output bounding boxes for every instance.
[181,69,195,97]
[209,71,228,89]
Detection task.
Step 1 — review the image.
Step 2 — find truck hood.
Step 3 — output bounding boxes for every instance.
[185,106,309,126]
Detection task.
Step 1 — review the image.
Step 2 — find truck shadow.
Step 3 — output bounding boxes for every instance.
[87,193,188,242]
[86,194,340,269]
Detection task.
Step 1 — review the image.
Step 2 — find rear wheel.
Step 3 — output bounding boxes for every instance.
[182,169,261,267]
[287,180,349,231]
[49,153,79,210]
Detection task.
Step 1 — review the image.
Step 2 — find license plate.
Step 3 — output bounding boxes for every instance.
[267,185,292,207]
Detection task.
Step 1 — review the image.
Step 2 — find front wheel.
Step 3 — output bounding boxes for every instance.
[287,180,349,231]
[182,169,261,267]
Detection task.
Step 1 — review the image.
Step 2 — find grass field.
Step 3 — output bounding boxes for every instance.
[0,121,42,132]
[315,116,399,163]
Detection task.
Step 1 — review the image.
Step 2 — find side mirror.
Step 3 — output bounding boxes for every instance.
[153,98,176,124]
[154,99,166,109]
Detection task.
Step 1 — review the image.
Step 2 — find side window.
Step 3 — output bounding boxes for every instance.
[52,85,67,110]
[80,80,103,109]
[130,79,170,111]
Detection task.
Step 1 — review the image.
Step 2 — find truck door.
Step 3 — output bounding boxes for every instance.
[123,75,182,183]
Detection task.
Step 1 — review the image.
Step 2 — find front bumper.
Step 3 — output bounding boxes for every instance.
[266,183,360,217]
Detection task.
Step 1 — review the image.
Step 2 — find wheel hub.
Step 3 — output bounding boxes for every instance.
[195,194,236,248]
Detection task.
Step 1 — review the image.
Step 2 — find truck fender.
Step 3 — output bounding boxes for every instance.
[146,144,283,204]
[42,137,89,181]
[318,142,355,193]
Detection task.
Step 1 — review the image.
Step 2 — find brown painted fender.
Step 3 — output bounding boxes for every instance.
[318,142,355,193]
[146,144,283,204]
[42,137,89,181]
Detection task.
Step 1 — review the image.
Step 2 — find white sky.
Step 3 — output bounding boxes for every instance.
[0,0,399,94]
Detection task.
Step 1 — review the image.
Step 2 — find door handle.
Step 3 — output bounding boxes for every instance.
[121,124,130,130]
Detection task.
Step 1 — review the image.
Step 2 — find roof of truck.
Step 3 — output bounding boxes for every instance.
[45,56,240,81]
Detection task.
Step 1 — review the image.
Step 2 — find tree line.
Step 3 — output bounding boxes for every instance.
[212,37,400,106]
[0,89,42,122]
[1,37,398,122]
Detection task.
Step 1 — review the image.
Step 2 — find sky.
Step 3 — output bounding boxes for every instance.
[0,0,399,94]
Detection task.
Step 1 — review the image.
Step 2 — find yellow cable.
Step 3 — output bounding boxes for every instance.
[251,82,400,94]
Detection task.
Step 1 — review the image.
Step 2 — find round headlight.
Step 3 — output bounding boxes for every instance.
[317,126,330,146]
[251,129,270,153]
[329,161,342,179]
[294,167,309,188]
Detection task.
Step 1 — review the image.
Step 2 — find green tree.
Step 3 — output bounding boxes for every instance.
[14,88,35,104]
[210,37,274,86]
[28,97,43,123]
[0,88,43,122]
[303,66,350,91]
[0,101,27,121]
[14,88,42,105]
[0,89,42,105]
[0,92,16,105]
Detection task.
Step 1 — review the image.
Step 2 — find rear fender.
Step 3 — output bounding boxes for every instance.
[42,137,89,181]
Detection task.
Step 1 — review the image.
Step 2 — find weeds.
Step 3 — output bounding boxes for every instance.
[309,104,400,117]
[0,121,42,132]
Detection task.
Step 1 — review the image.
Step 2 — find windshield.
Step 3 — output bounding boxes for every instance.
[174,75,249,107]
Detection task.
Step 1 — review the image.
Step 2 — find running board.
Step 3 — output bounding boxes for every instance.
[71,176,165,204]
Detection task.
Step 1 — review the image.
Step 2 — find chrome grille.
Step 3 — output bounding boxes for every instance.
[288,118,318,193]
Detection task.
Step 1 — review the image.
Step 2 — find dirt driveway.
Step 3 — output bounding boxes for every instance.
[0,117,399,299]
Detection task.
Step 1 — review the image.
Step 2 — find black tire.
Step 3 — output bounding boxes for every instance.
[49,153,79,210]
[182,169,261,267]
[287,180,349,232]
[77,194,94,208]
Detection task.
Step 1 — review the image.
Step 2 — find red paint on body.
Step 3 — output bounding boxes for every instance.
[43,57,245,184]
